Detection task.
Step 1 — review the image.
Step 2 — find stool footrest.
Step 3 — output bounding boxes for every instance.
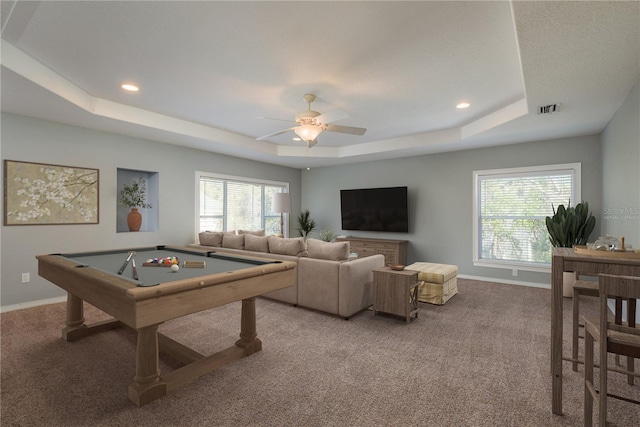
[574,280,599,293]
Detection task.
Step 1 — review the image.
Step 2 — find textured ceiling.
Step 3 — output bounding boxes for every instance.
[1,1,638,169]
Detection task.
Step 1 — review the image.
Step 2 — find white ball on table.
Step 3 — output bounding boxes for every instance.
[171,264,179,272]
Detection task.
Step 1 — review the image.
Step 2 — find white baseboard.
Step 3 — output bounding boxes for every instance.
[457,274,551,289]
[0,296,67,313]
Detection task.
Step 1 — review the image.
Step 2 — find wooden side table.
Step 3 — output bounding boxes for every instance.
[372,267,419,323]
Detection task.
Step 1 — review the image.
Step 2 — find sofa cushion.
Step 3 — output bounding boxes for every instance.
[222,233,244,249]
[244,234,270,253]
[268,237,308,257]
[199,231,223,247]
[238,229,265,236]
[307,238,350,261]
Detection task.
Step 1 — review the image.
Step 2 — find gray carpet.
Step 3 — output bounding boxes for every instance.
[1,279,639,426]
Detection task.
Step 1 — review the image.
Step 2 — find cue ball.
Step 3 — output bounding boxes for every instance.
[171,264,179,272]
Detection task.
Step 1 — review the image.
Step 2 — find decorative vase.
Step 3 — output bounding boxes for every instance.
[127,208,142,232]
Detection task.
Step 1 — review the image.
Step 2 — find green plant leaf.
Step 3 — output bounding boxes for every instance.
[119,177,152,209]
[296,209,316,238]
[546,200,595,247]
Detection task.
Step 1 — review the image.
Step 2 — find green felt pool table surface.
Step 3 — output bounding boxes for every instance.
[61,246,277,287]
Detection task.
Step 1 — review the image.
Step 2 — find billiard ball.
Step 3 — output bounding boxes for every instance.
[171,264,179,272]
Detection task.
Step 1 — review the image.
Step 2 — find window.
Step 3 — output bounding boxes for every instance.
[196,172,288,237]
[473,163,581,272]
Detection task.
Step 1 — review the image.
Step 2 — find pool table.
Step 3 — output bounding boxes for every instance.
[37,245,296,406]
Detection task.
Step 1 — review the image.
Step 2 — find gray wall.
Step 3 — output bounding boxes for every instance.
[0,113,301,307]
[601,81,640,245]
[302,134,603,286]
[3,79,638,308]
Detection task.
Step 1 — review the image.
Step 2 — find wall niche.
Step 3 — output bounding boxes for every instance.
[116,168,159,233]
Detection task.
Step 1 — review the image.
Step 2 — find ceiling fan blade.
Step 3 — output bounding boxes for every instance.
[256,116,296,123]
[324,124,367,136]
[256,127,297,140]
[306,139,318,148]
[316,108,349,124]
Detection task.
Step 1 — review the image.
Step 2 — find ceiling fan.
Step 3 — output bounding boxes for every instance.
[256,94,366,147]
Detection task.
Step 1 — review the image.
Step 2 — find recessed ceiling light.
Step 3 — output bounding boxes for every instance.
[456,102,470,109]
[121,83,139,92]
[293,137,301,141]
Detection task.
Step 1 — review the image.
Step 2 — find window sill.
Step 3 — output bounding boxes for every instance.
[473,260,551,274]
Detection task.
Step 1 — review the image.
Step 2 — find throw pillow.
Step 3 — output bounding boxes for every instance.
[244,234,270,253]
[307,238,350,261]
[222,233,244,250]
[268,236,308,257]
[238,229,266,236]
[199,231,223,247]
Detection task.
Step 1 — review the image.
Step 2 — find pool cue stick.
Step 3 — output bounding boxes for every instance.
[132,258,139,281]
[117,251,134,275]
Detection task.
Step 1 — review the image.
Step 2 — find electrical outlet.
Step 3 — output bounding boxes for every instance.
[512,269,518,277]
[21,273,30,283]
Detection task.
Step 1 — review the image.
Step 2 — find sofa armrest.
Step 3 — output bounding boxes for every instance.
[338,254,385,318]
[297,258,341,314]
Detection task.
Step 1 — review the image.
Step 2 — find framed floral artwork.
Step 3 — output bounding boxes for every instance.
[4,160,99,225]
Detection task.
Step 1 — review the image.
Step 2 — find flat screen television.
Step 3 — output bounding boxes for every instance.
[340,186,408,232]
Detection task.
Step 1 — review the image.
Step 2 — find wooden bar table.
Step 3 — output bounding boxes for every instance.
[550,247,640,415]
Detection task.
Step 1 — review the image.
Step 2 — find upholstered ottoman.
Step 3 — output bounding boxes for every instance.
[405,262,458,305]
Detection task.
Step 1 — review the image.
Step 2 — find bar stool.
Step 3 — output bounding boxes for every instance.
[572,273,600,371]
[583,274,640,426]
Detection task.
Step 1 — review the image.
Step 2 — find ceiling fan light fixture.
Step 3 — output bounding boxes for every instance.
[121,83,139,92]
[294,123,322,143]
[256,93,366,144]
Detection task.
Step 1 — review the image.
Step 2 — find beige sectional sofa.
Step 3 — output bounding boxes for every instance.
[192,231,385,319]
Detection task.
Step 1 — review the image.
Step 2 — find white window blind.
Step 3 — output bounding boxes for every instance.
[473,163,580,270]
[197,172,287,237]
[199,177,224,231]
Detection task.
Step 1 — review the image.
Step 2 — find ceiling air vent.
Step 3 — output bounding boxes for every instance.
[538,103,560,115]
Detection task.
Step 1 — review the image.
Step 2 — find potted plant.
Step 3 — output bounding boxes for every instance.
[120,177,152,232]
[545,200,596,296]
[317,229,337,242]
[296,209,316,240]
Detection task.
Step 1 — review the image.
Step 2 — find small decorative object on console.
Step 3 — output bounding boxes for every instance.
[588,235,621,251]
[389,264,406,271]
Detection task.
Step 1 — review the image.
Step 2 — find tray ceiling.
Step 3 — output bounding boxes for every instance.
[1,1,638,168]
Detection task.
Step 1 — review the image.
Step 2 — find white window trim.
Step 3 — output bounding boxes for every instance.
[472,163,581,273]
[195,171,289,241]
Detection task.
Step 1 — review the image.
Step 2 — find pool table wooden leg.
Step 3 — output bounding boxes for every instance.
[62,293,87,341]
[62,292,122,342]
[128,324,167,407]
[235,297,262,355]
